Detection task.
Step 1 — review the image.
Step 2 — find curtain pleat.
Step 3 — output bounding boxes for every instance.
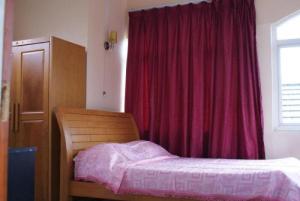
[125,0,265,159]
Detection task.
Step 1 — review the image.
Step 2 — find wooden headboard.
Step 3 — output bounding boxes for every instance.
[55,107,140,201]
[56,107,139,155]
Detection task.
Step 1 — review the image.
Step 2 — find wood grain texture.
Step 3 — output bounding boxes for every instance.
[21,50,45,112]
[0,0,14,200]
[17,120,49,200]
[56,108,139,201]
[56,108,199,201]
[50,36,86,201]
[50,37,86,108]
[0,123,8,201]
[11,42,50,201]
[10,36,86,201]
[70,181,195,201]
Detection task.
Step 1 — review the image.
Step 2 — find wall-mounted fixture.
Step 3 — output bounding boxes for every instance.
[104,31,117,50]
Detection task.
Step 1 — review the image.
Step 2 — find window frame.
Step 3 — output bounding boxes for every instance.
[272,10,300,132]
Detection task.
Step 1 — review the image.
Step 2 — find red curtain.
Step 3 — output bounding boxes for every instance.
[125,0,265,159]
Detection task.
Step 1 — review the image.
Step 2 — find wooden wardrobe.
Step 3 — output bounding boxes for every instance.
[9,37,86,201]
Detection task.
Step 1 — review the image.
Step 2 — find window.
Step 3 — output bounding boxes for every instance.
[273,11,300,130]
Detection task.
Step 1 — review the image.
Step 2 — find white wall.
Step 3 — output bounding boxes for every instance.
[14,0,88,46]
[14,0,128,112]
[14,0,300,158]
[256,0,300,159]
[86,0,128,111]
[128,0,205,11]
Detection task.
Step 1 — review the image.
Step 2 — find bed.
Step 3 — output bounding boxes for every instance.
[55,108,300,201]
[56,107,188,201]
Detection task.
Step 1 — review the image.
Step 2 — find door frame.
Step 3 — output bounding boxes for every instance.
[0,0,14,200]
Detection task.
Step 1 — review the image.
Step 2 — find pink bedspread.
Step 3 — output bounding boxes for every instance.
[75,141,300,201]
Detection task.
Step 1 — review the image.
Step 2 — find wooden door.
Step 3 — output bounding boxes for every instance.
[0,0,13,200]
[9,42,17,145]
[11,42,49,201]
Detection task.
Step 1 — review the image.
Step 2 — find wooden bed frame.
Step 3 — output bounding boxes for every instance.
[56,108,195,201]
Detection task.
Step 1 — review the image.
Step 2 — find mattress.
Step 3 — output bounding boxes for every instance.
[74,141,300,201]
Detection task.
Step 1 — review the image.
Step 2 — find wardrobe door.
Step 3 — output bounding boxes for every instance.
[9,46,18,145]
[12,42,49,201]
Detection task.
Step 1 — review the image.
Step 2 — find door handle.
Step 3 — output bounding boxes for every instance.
[15,103,20,132]
[12,103,16,132]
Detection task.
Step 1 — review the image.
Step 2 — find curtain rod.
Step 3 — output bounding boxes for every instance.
[128,0,212,13]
